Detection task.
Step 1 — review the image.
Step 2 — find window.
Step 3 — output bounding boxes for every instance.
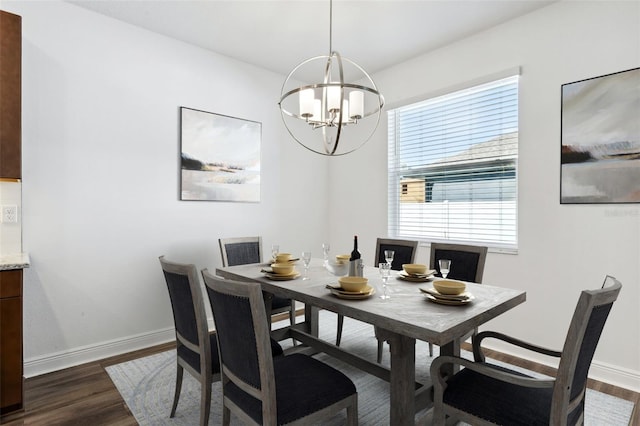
[388,74,519,250]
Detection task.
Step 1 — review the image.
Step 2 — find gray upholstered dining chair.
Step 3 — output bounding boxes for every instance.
[218,236,297,329]
[374,238,419,271]
[201,270,358,425]
[159,256,220,426]
[430,242,488,283]
[427,242,488,356]
[430,275,622,426]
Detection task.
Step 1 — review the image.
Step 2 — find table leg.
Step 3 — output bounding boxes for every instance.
[388,331,416,426]
[436,339,461,376]
[262,291,273,324]
[304,304,319,337]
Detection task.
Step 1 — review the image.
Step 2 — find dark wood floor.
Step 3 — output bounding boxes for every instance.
[1,339,638,425]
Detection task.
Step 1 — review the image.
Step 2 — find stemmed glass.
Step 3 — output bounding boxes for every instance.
[439,259,451,278]
[384,250,395,268]
[271,244,279,262]
[322,243,331,267]
[379,262,391,299]
[302,251,312,280]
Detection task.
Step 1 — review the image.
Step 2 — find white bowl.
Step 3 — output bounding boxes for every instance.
[325,260,349,276]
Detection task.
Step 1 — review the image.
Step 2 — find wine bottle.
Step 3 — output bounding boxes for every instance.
[349,235,361,261]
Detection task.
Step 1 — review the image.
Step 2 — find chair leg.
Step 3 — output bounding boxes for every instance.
[429,342,434,357]
[336,314,344,346]
[432,386,447,426]
[200,376,212,426]
[377,338,384,363]
[170,363,184,417]
[289,302,297,346]
[222,404,231,426]
[432,404,446,426]
[346,394,358,425]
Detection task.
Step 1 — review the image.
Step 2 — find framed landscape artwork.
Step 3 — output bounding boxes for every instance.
[560,67,640,204]
[180,107,261,202]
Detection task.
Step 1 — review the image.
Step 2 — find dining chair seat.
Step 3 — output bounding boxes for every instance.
[224,353,357,425]
[440,364,557,424]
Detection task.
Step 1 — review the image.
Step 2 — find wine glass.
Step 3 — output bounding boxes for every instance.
[322,243,331,266]
[379,262,391,299]
[439,259,451,278]
[302,251,312,280]
[384,250,395,267]
[271,244,279,262]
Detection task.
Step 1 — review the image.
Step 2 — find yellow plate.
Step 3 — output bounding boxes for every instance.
[420,287,472,301]
[330,287,376,300]
[425,294,473,305]
[397,272,433,283]
[264,272,300,281]
[332,284,374,295]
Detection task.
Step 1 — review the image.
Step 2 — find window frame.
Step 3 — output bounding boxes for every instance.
[387,70,520,253]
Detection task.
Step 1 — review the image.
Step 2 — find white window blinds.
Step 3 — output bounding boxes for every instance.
[388,75,519,249]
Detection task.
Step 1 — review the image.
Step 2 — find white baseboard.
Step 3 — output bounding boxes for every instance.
[24,327,175,378]
[590,360,640,394]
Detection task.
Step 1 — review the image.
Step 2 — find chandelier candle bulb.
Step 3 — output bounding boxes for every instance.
[327,84,341,111]
[300,88,315,118]
[349,91,364,119]
[342,99,349,122]
[313,99,322,120]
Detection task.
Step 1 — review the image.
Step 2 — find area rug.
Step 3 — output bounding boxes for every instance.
[106,311,634,425]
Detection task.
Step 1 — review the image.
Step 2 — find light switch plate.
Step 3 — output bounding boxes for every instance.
[1,205,18,223]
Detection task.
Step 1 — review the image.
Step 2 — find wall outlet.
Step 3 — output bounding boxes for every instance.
[1,205,18,223]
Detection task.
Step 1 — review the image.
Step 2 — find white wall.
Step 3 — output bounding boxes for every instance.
[329,1,640,391]
[3,0,329,375]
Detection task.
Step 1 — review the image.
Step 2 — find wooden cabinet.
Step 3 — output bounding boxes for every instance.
[0,10,24,415]
[0,10,22,179]
[0,269,23,414]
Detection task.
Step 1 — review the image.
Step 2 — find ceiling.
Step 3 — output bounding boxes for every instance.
[69,0,556,78]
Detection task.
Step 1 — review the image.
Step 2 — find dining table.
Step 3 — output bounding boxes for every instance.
[215,258,526,425]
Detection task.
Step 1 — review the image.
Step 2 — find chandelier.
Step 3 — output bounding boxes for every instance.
[278,0,384,156]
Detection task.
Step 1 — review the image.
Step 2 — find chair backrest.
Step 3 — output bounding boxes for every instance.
[429,242,488,282]
[219,236,263,267]
[375,238,418,271]
[159,256,211,371]
[551,276,622,424]
[201,269,277,422]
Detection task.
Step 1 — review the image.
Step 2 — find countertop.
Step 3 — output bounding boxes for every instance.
[0,252,30,270]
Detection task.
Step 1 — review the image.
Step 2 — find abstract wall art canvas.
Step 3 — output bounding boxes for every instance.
[561,67,640,204]
[180,107,261,202]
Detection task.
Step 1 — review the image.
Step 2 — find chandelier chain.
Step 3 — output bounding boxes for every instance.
[328,0,333,55]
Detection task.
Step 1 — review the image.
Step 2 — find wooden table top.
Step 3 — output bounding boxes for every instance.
[215,258,526,346]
